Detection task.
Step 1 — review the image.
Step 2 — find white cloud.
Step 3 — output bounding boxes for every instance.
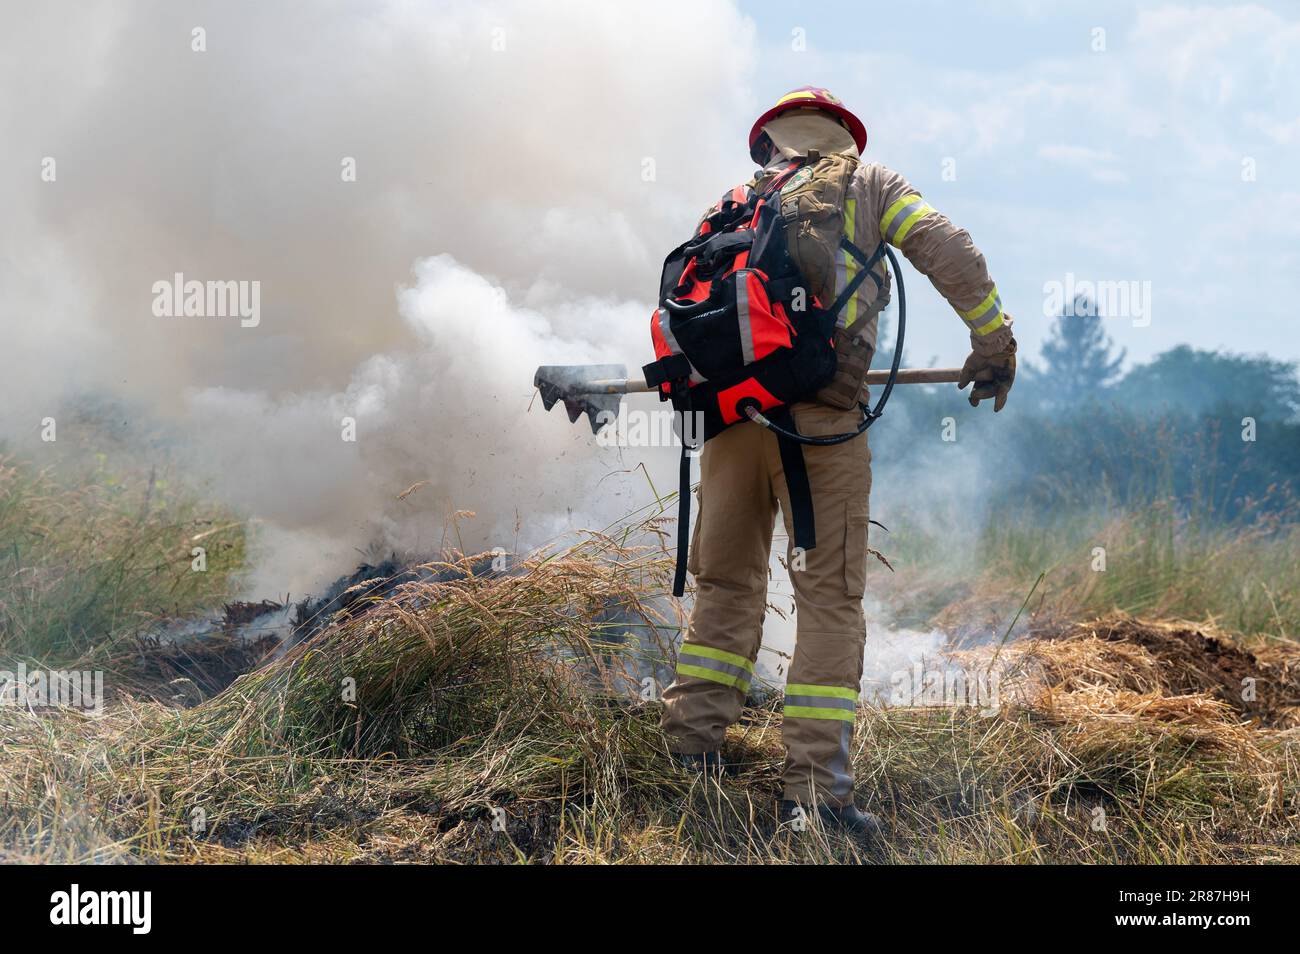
[1244,111,1300,145]
[1037,143,1128,183]
[1038,144,1118,164]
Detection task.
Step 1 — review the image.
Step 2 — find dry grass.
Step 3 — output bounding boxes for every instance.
[2,518,1298,864]
[0,531,684,862]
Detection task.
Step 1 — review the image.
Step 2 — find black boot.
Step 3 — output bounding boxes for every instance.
[672,751,725,776]
[779,799,883,840]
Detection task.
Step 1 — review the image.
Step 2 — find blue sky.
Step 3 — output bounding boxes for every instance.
[729,0,1300,370]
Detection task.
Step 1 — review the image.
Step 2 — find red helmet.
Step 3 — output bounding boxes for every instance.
[748,86,868,156]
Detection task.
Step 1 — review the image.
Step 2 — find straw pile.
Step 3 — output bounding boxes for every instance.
[1048,615,1300,727]
[932,614,1300,821]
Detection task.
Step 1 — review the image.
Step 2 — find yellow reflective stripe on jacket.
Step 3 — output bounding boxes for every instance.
[971,311,1004,336]
[784,683,858,722]
[880,194,919,228]
[676,642,754,692]
[841,197,858,328]
[879,193,934,245]
[958,286,1005,336]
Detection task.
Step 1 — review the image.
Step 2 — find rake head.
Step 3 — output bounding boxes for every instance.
[533,364,629,434]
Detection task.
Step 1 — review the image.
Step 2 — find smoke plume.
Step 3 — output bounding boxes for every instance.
[1,0,757,593]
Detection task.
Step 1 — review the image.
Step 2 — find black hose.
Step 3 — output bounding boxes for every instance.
[745,243,907,445]
[872,243,907,418]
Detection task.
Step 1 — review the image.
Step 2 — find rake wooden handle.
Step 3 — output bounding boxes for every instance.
[585,368,963,394]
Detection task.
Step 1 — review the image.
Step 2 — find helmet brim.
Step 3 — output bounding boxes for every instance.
[748,99,868,156]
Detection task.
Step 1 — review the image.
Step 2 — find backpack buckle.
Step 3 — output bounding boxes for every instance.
[642,353,692,390]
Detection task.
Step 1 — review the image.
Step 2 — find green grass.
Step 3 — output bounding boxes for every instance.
[986,504,1300,638]
[871,498,1300,642]
[0,454,247,664]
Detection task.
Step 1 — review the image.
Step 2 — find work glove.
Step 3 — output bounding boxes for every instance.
[958,325,1017,413]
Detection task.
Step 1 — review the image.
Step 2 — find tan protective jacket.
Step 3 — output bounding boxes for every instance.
[759,112,1013,397]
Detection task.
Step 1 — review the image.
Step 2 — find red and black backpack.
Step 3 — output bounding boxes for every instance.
[642,159,899,596]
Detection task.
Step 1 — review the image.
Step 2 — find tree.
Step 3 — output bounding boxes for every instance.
[1037,293,1126,405]
[1113,345,1300,422]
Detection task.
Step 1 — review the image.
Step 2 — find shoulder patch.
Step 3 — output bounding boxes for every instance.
[781,167,813,192]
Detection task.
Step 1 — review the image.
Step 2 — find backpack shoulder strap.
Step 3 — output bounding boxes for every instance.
[825,238,888,320]
[753,158,805,196]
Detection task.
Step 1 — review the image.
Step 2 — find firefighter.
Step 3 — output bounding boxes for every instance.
[660,87,1017,836]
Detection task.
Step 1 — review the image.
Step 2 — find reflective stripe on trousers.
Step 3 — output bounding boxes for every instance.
[784,683,858,802]
[784,683,857,721]
[675,642,754,693]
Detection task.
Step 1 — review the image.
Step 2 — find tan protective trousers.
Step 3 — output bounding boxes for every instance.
[660,402,871,807]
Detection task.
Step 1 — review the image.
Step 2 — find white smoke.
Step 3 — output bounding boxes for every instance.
[186,254,658,593]
[1,0,759,594]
